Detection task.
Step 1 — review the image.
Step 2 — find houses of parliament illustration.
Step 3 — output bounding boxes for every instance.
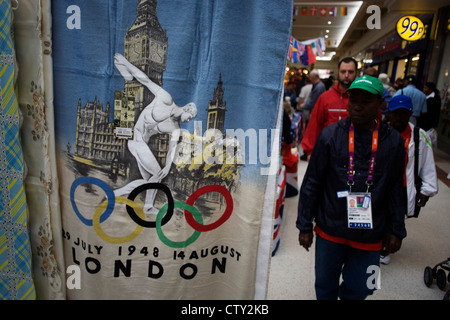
[72,0,232,182]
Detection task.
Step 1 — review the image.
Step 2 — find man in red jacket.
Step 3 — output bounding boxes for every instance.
[301,57,357,158]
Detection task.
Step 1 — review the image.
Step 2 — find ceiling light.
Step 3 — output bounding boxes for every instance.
[325,35,329,38]
[316,56,332,61]
[316,51,336,61]
[327,21,331,25]
[334,2,363,48]
[326,30,330,33]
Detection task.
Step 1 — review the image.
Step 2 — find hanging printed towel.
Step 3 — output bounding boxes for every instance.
[52,0,292,299]
[0,0,35,300]
[272,164,286,256]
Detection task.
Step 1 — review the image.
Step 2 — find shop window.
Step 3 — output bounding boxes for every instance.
[407,54,420,76]
[395,57,408,82]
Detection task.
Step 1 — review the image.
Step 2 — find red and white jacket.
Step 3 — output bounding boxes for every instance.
[403,123,438,217]
[301,83,349,155]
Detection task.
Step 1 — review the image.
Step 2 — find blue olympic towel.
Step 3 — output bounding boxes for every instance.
[52,0,292,299]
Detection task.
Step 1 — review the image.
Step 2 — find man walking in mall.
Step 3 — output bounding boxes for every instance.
[299,69,326,160]
[393,75,427,126]
[297,75,407,300]
[299,70,326,126]
[301,57,357,159]
[381,95,438,265]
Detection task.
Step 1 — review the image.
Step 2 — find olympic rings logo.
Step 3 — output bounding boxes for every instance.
[70,177,233,248]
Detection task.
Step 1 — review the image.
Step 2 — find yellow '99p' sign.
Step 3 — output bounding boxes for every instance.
[397,16,425,41]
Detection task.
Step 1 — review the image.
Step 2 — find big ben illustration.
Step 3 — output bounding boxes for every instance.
[72,1,172,175]
[124,0,170,168]
[124,0,168,120]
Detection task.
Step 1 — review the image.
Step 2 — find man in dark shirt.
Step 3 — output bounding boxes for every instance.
[299,70,326,160]
[300,70,326,125]
[296,75,407,300]
[421,81,441,130]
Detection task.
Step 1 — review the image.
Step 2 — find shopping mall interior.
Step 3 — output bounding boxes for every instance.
[270,0,450,300]
[2,0,449,303]
[286,0,449,97]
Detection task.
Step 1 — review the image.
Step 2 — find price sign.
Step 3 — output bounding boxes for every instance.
[397,16,425,41]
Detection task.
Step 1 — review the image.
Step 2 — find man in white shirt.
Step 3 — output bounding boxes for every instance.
[298,77,312,107]
[384,94,438,264]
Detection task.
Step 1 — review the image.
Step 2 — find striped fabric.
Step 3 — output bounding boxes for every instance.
[0,0,35,300]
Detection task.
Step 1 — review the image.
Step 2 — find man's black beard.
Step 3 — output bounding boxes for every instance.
[339,79,351,89]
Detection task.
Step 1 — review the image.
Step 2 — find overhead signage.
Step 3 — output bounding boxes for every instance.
[397,16,425,41]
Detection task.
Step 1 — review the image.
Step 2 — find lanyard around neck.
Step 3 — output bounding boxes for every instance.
[348,121,379,192]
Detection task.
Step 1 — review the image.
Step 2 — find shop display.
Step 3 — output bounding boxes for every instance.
[50,0,291,299]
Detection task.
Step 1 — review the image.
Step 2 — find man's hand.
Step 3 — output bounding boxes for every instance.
[298,231,313,252]
[157,165,171,180]
[416,193,429,207]
[382,233,402,255]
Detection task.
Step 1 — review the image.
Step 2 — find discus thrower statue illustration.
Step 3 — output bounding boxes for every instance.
[113,53,197,213]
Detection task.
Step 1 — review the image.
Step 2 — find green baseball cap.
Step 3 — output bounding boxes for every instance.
[346,75,384,96]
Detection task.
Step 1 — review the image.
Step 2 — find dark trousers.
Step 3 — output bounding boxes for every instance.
[314,234,381,300]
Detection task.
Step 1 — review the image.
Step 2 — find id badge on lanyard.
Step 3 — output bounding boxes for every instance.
[345,122,378,229]
[347,193,373,229]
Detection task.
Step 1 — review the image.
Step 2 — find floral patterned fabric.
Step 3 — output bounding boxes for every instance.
[0,0,35,300]
[14,0,65,299]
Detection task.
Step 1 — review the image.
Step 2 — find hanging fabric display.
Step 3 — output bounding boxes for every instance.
[293,5,348,17]
[272,165,286,256]
[288,36,325,66]
[0,0,35,300]
[52,0,291,299]
[305,44,317,65]
[14,0,65,300]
